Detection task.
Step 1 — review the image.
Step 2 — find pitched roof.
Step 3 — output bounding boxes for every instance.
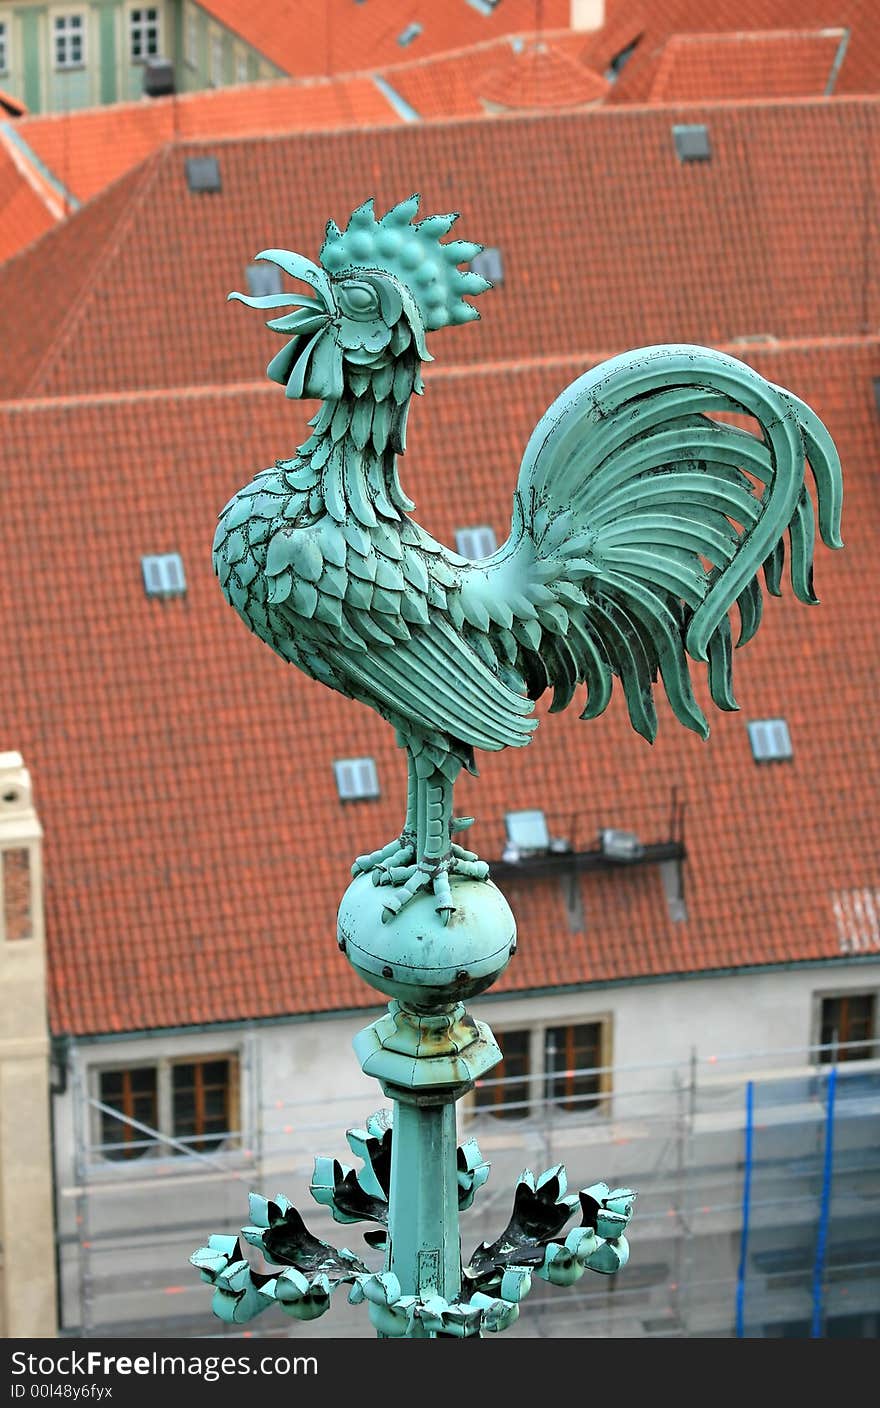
[197,0,570,76]
[3,97,879,400]
[649,30,846,103]
[1,335,874,1037]
[0,135,55,264]
[2,30,599,265]
[12,75,402,211]
[588,1,880,102]
[477,41,609,108]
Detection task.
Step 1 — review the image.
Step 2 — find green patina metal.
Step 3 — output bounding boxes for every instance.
[193,196,843,1337]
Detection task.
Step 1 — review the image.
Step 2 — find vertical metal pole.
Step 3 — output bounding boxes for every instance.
[385,1092,462,1316]
[811,1065,837,1339]
[735,1079,754,1339]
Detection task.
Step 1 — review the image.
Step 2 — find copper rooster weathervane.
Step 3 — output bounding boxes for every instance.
[193,196,843,1338]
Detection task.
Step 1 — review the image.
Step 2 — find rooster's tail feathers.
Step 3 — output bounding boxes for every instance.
[513,345,843,741]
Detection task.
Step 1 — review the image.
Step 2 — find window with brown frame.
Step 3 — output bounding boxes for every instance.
[172,1057,237,1153]
[819,994,877,1063]
[99,1067,158,1161]
[473,1028,530,1120]
[545,1022,603,1111]
[96,1054,238,1161]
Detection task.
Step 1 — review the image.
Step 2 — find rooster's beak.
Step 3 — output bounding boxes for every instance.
[227,249,335,331]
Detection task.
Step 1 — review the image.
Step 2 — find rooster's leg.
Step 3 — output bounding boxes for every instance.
[351,750,418,878]
[380,761,489,925]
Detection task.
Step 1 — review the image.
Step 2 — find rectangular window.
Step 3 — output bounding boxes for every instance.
[96,1055,238,1161]
[474,1028,530,1119]
[129,7,159,62]
[545,1022,603,1111]
[819,994,877,1062]
[99,1067,159,1160]
[0,22,8,76]
[54,14,86,71]
[236,52,248,84]
[2,848,32,942]
[172,1057,235,1153]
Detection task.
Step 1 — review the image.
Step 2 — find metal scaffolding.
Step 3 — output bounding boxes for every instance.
[56,1039,880,1339]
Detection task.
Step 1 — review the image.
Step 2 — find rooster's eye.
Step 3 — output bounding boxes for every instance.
[337,282,380,320]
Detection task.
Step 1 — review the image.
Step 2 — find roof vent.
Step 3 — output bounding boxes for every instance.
[503,809,550,862]
[455,525,497,560]
[185,155,221,194]
[467,0,502,14]
[600,828,644,862]
[672,124,711,163]
[471,247,504,285]
[397,22,422,47]
[334,757,380,801]
[245,262,283,298]
[143,57,175,98]
[142,553,186,599]
[605,36,640,82]
[748,718,793,763]
[872,378,880,414]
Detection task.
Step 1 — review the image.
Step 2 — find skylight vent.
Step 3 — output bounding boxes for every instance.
[142,553,186,599]
[245,262,283,298]
[185,155,221,193]
[504,810,551,859]
[471,247,504,285]
[397,22,422,47]
[334,757,380,801]
[455,525,497,560]
[467,0,502,15]
[605,36,640,82]
[748,718,793,763]
[672,124,711,163]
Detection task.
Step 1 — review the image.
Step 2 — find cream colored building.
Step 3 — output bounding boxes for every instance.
[0,751,56,1337]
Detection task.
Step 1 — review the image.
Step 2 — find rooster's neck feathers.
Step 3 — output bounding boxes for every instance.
[281,357,420,525]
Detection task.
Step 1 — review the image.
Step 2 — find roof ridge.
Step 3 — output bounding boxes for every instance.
[162,87,880,155]
[5,332,877,413]
[22,148,168,399]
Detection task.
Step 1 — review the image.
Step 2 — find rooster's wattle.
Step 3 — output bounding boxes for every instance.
[215,196,843,922]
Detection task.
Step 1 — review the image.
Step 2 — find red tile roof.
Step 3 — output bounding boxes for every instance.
[3,98,879,401]
[649,30,846,103]
[0,336,874,1037]
[14,76,401,209]
[589,1,880,102]
[0,138,56,264]
[198,0,570,76]
[477,42,609,108]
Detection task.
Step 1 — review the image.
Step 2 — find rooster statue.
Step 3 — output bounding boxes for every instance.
[216,195,843,925]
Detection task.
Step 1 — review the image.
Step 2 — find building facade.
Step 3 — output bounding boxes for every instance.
[0,2,279,114]
[50,954,880,1337]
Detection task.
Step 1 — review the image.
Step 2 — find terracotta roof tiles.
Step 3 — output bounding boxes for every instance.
[595,0,880,102]
[649,30,846,103]
[3,99,879,401]
[198,0,570,76]
[0,138,55,264]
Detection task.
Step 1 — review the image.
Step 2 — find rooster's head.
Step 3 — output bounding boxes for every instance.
[229,195,492,402]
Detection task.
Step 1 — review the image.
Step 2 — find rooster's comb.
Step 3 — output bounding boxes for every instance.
[319,195,492,332]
